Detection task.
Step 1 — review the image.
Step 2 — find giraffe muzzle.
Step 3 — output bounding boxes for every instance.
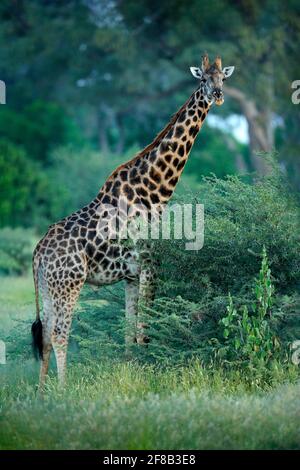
[212,89,224,106]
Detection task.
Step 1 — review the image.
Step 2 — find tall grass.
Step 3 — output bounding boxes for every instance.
[1,360,299,450]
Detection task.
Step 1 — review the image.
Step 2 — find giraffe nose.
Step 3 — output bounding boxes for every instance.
[213,89,223,99]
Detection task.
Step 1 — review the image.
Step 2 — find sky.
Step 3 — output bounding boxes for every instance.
[208,114,249,144]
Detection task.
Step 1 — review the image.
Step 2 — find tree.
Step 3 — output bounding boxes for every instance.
[0,140,42,227]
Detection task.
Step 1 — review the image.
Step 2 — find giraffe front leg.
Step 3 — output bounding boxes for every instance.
[52,341,67,385]
[125,280,139,348]
[137,264,156,345]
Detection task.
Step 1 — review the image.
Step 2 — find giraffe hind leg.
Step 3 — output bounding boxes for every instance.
[38,280,55,392]
[39,328,53,392]
[50,275,86,387]
[37,254,86,389]
[39,343,52,392]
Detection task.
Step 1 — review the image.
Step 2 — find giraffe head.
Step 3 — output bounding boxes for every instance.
[190,53,234,106]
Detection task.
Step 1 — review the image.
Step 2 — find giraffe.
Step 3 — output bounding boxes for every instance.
[31,53,235,388]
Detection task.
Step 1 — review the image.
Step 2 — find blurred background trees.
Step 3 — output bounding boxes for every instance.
[0,0,299,229]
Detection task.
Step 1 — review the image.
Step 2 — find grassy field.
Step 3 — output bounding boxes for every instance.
[0,276,299,450]
[0,275,34,330]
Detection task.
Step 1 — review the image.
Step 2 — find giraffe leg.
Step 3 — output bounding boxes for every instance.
[137,263,156,344]
[138,243,157,298]
[49,253,86,388]
[38,274,54,393]
[139,265,156,305]
[52,337,68,387]
[51,286,83,388]
[39,344,52,392]
[125,280,139,348]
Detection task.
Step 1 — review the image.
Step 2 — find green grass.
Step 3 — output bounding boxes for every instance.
[0,361,299,450]
[0,275,299,450]
[0,275,34,331]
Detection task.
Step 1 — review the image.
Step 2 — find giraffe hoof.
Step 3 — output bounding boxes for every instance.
[136,322,150,345]
[136,334,150,345]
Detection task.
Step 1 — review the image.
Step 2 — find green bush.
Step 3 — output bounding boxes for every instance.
[213,247,282,367]
[0,227,35,276]
[71,283,125,363]
[0,140,44,227]
[157,173,300,300]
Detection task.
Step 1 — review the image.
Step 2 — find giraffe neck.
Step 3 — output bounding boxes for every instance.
[97,87,210,209]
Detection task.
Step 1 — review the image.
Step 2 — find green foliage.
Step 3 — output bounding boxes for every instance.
[140,171,300,369]
[158,170,300,300]
[71,283,125,363]
[131,249,296,378]
[132,296,209,364]
[0,101,78,164]
[0,140,43,227]
[0,141,136,230]
[215,248,281,367]
[44,145,127,223]
[0,227,35,276]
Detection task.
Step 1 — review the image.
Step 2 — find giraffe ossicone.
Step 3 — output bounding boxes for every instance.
[31,53,235,389]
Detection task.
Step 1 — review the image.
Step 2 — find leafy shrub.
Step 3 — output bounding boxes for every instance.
[157,169,300,300]
[70,282,126,363]
[213,247,282,367]
[0,140,43,227]
[0,227,35,275]
[71,250,296,378]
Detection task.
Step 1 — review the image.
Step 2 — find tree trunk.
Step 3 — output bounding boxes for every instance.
[97,105,109,154]
[114,114,125,155]
[224,85,273,175]
[223,134,248,174]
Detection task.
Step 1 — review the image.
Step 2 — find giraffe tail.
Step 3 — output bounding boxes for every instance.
[31,255,43,360]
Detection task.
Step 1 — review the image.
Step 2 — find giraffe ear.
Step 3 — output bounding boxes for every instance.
[190,67,203,79]
[222,66,235,78]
